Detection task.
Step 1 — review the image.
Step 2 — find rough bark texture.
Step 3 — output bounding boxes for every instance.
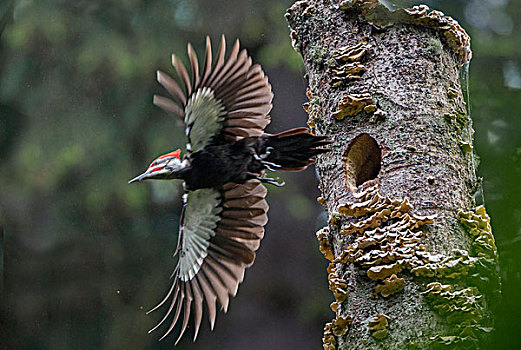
[286,1,499,349]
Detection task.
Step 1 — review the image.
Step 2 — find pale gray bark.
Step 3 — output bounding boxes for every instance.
[286,1,498,349]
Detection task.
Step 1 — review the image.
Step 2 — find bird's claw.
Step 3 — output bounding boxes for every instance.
[257,175,285,187]
[262,160,281,171]
[260,147,274,159]
[254,148,281,171]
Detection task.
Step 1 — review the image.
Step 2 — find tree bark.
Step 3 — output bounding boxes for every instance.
[286,1,499,349]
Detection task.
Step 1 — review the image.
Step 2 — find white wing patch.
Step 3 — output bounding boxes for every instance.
[178,188,222,281]
[184,87,226,153]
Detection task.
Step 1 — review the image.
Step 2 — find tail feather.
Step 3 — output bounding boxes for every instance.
[267,127,309,138]
[261,128,331,171]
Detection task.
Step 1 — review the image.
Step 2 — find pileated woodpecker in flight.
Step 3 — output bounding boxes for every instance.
[129,35,331,344]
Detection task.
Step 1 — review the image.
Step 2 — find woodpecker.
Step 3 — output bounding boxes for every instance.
[129,35,331,344]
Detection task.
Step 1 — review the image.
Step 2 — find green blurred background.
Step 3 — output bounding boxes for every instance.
[0,0,519,349]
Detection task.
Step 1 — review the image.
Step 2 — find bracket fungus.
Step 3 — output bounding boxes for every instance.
[447,87,460,99]
[404,5,472,66]
[369,313,390,340]
[459,206,498,282]
[323,324,336,350]
[323,314,352,350]
[338,1,471,66]
[331,63,366,87]
[331,42,370,87]
[331,314,352,337]
[367,263,403,281]
[334,42,370,62]
[317,226,335,262]
[328,263,349,303]
[331,92,375,120]
[316,228,352,350]
[443,110,467,134]
[411,249,477,279]
[323,301,353,350]
[374,274,405,298]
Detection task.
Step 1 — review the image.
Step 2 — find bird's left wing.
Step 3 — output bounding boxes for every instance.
[153,35,273,154]
[148,180,268,343]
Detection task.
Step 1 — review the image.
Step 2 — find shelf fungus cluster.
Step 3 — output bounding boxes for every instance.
[315,184,437,348]
[459,206,497,268]
[331,42,370,87]
[323,307,352,350]
[413,206,496,347]
[338,0,472,66]
[316,182,497,347]
[334,184,435,298]
[421,282,489,347]
[316,226,352,350]
[410,206,497,284]
[328,262,349,303]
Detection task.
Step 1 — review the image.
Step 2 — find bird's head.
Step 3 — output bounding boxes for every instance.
[128,149,184,184]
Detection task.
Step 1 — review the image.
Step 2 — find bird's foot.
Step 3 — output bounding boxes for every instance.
[262,160,281,171]
[257,175,285,187]
[260,147,274,159]
[253,150,281,171]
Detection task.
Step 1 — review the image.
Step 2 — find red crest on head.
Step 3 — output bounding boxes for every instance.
[158,149,181,160]
[149,149,182,169]
[157,149,181,160]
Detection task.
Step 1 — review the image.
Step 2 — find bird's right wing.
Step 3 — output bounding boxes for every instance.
[148,180,268,343]
[153,35,273,154]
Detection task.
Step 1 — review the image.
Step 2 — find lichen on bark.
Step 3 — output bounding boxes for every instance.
[286,0,499,349]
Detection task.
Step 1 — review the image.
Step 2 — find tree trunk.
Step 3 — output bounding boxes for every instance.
[286,1,499,349]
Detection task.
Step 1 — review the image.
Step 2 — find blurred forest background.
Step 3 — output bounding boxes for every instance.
[0,0,519,349]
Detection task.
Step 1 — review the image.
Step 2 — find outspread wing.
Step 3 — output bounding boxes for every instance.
[148,180,268,343]
[153,35,273,153]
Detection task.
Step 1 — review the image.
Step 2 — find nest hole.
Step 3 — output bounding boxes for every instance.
[343,133,381,191]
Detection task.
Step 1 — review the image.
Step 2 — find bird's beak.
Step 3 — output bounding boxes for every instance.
[128,171,149,184]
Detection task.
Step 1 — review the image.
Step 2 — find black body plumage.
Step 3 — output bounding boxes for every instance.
[178,129,330,190]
